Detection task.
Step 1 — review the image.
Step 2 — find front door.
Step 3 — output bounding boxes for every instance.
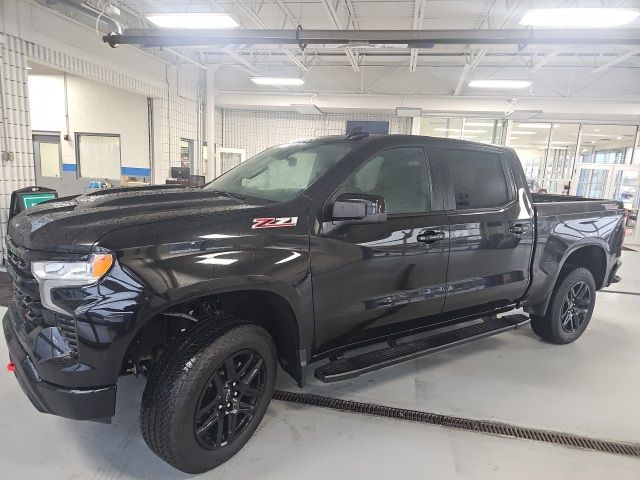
[311,146,450,355]
[437,147,535,315]
[33,133,63,191]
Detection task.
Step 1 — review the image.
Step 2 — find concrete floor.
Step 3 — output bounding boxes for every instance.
[1,252,639,479]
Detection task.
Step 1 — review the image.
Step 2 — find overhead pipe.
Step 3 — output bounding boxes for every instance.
[104,28,640,49]
[46,0,121,34]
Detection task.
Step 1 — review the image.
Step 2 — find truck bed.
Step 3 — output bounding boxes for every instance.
[532,193,622,216]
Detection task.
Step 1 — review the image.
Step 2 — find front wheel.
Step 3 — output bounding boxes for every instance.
[140,315,277,473]
[530,267,596,344]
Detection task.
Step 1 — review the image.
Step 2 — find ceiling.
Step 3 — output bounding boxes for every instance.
[38,0,640,104]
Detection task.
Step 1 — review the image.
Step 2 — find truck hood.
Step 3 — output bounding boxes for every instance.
[8,186,262,253]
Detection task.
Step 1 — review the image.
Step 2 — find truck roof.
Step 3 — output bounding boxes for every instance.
[298,133,514,154]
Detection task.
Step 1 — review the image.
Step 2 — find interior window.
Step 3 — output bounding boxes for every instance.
[340,147,431,214]
[77,133,121,179]
[38,142,61,177]
[447,149,511,209]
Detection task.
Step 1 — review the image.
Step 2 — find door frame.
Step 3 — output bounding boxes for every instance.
[32,132,63,190]
[215,147,246,178]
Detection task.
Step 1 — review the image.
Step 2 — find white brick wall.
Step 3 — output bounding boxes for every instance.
[221,109,412,158]
[0,35,35,245]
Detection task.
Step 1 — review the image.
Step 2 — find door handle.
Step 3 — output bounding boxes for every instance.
[417,231,446,244]
[510,224,525,235]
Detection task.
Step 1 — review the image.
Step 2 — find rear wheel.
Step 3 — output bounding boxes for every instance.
[140,314,276,473]
[530,267,596,344]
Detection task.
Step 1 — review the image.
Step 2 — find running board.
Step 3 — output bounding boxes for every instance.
[314,314,530,383]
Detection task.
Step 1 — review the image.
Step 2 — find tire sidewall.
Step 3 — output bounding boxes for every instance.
[168,325,276,473]
[548,268,596,343]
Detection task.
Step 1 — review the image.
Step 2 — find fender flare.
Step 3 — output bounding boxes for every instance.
[526,241,609,317]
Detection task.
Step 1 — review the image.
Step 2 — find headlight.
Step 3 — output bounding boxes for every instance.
[31,253,114,314]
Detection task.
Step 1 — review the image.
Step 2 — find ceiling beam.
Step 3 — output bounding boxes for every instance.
[453,0,524,95]
[453,49,486,95]
[409,0,427,72]
[344,0,360,30]
[453,63,471,96]
[321,0,360,72]
[272,0,300,26]
[531,48,563,72]
[235,0,309,72]
[220,48,259,73]
[591,48,640,74]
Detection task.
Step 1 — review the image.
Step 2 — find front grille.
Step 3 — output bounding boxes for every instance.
[43,309,79,355]
[6,246,30,277]
[6,239,79,357]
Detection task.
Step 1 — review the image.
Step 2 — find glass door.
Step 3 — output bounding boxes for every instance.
[611,167,640,245]
[571,165,612,199]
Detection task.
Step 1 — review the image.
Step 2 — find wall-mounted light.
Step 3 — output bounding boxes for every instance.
[146,13,239,29]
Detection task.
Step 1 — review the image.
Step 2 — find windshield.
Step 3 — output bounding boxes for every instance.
[204,141,353,202]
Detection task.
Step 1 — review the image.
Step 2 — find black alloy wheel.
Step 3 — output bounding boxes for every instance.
[194,349,266,449]
[140,316,277,474]
[530,267,596,344]
[560,281,591,334]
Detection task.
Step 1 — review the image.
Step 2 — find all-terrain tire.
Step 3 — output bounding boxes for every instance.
[140,314,277,473]
[530,267,596,344]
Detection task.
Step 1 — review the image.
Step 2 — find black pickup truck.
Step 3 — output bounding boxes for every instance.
[3,133,624,473]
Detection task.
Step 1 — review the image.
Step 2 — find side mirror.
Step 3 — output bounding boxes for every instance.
[330,193,387,224]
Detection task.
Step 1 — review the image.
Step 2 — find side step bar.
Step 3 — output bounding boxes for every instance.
[314,314,530,383]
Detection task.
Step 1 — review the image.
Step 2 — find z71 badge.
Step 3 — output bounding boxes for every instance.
[252,217,298,229]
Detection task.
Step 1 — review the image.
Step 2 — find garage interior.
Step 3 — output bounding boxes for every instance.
[1,0,640,478]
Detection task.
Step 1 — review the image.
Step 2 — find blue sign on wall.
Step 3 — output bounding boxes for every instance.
[346,120,390,135]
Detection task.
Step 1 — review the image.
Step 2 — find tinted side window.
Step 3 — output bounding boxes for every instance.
[340,147,431,214]
[447,150,511,209]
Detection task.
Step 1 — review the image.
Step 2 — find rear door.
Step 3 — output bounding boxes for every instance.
[311,145,450,355]
[433,146,534,315]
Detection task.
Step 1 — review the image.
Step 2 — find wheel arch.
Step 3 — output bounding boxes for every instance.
[121,283,310,386]
[526,242,608,317]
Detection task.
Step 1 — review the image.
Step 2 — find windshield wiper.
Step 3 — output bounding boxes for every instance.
[207,190,247,203]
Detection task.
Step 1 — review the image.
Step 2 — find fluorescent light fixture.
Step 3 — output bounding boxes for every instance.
[519,8,639,28]
[291,104,322,115]
[251,77,304,86]
[396,107,423,117]
[468,80,532,89]
[510,131,537,135]
[26,65,32,70]
[146,12,239,29]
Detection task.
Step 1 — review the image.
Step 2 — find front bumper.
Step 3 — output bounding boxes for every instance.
[3,311,116,421]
